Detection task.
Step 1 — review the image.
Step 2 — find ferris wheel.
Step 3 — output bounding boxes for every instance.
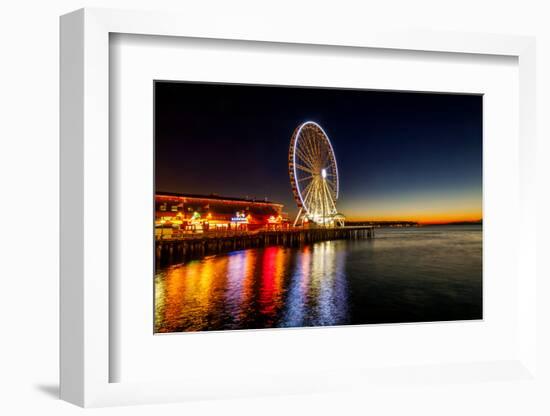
[288,121,345,227]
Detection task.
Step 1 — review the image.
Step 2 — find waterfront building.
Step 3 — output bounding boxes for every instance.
[155,192,288,237]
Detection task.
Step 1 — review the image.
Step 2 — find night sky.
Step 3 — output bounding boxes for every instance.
[155,82,482,223]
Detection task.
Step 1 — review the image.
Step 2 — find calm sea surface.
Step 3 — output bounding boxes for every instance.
[154,225,482,333]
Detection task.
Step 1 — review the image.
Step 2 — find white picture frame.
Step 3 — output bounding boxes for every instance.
[60,7,537,407]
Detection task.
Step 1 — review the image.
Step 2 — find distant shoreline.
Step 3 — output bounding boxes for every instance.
[422,220,482,226]
[346,220,482,227]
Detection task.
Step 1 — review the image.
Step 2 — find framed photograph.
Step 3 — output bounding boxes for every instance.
[60,8,538,407]
[153,81,483,334]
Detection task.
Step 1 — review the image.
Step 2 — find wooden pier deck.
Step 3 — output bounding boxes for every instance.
[156,226,374,266]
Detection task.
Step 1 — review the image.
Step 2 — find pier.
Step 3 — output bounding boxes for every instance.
[156,226,374,266]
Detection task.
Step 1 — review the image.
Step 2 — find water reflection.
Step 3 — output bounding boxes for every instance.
[155,226,483,333]
[155,241,348,332]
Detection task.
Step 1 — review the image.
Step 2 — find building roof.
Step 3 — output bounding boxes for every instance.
[156,191,283,206]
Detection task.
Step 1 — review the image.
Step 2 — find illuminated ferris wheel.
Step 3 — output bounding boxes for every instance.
[288,121,345,227]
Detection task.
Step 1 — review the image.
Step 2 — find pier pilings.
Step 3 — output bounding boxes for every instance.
[156,226,374,266]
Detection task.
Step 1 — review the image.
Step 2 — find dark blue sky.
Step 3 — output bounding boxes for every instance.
[155,82,482,222]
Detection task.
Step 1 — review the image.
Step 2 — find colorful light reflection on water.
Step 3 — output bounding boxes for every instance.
[155,226,482,333]
[155,241,349,332]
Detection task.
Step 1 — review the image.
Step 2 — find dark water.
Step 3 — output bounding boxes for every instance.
[154,225,482,333]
